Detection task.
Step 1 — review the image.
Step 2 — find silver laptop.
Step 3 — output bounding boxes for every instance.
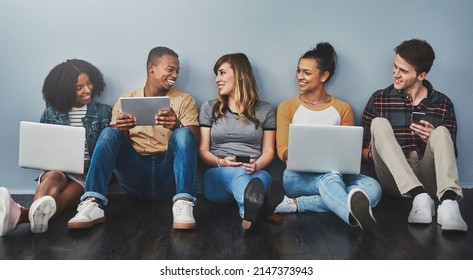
[18,121,85,174]
[287,124,363,174]
[120,96,170,126]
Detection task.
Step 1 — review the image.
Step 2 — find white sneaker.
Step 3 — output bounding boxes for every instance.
[437,200,468,231]
[67,197,105,229]
[408,193,435,224]
[0,187,22,236]
[29,195,56,233]
[348,188,376,231]
[274,195,297,213]
[173,200,196,229]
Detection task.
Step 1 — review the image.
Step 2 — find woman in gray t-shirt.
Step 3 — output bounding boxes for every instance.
[199,53,284,230]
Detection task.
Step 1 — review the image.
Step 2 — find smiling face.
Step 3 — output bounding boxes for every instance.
[296,58,328,93]
[73,72,93,107]
[148,54,180,94]
[392,54,424,91]
[215,62,235,96]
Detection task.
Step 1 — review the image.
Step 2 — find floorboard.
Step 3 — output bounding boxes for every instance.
[1,189,473,260]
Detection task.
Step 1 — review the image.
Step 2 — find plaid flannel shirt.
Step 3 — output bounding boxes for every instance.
[361,80,457,158]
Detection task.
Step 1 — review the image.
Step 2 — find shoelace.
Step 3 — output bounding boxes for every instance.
[77,198,99,214]
[175,201,193,216]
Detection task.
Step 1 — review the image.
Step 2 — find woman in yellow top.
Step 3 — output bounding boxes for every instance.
[275,42,382,230]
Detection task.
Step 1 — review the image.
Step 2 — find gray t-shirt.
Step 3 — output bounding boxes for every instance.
[199,99,276,159]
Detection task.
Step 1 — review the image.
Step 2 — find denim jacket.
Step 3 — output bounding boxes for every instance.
[40,101,112,169]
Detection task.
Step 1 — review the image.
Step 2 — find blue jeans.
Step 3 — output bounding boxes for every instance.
[203,167,272,218]
[82,127,197,205]
[283,170,382,226]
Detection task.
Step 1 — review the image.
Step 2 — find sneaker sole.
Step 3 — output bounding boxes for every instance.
[0,187,11,236]
[29,196,56,234]
[438,221,468,232]
[67,217,106,229]
[407,209,434,224]
[242,178,265,230]
[263,213,283,226]
[173,222,196,230]
[349,190,376,231]
[408,216,433,224]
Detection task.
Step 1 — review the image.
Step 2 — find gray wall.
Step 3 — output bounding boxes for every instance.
[1,0,472,193]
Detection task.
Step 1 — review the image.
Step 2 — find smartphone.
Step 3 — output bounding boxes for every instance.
[235,155,250,163]
[411,112,427,125]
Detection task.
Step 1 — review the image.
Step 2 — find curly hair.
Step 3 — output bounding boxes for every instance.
[42,59,105,113]
[211,53,261,129]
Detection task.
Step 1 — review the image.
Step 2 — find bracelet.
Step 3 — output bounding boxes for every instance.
[216,157,221,167]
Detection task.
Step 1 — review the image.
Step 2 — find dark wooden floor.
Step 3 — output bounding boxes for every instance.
[1,189,473,260]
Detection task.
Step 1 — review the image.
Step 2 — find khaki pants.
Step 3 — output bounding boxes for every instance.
[370,117,462,200]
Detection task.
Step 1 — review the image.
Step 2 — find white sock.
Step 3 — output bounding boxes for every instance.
[275,195,297,213]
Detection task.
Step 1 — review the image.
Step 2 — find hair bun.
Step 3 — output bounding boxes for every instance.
[315,42,335,56]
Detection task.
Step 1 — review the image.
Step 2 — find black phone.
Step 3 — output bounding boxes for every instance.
[411,112,427,124]
[235,155,250,163]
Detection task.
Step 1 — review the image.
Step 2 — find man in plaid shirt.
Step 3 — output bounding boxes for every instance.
[361,39,467,231]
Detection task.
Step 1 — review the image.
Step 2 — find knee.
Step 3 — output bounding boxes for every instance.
[170,127,195,147]
[429,126,451,141]
[39,170,66,184]
[321,172,343,184]
[36,171,66,196]
[371,117,391,135]
[95,127,130,151]
[256,170,272,189]
[317,172,344,193]
[99,127,121,142]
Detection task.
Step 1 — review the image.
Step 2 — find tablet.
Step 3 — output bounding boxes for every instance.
[120,96,170,126]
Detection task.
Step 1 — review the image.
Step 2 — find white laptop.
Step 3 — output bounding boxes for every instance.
[18,121,85,174]
[120,96,170,126]
[287,124,363,174]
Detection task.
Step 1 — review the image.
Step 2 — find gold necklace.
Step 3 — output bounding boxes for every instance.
[301,92,330,106]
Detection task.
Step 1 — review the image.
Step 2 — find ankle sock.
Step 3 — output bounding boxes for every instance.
[86,197,104,208]
[274,196,297,213]
[440,190,457,202]
[409,186,425,198]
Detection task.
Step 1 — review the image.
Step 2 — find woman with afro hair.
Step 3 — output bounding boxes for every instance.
[1,59,112,236]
